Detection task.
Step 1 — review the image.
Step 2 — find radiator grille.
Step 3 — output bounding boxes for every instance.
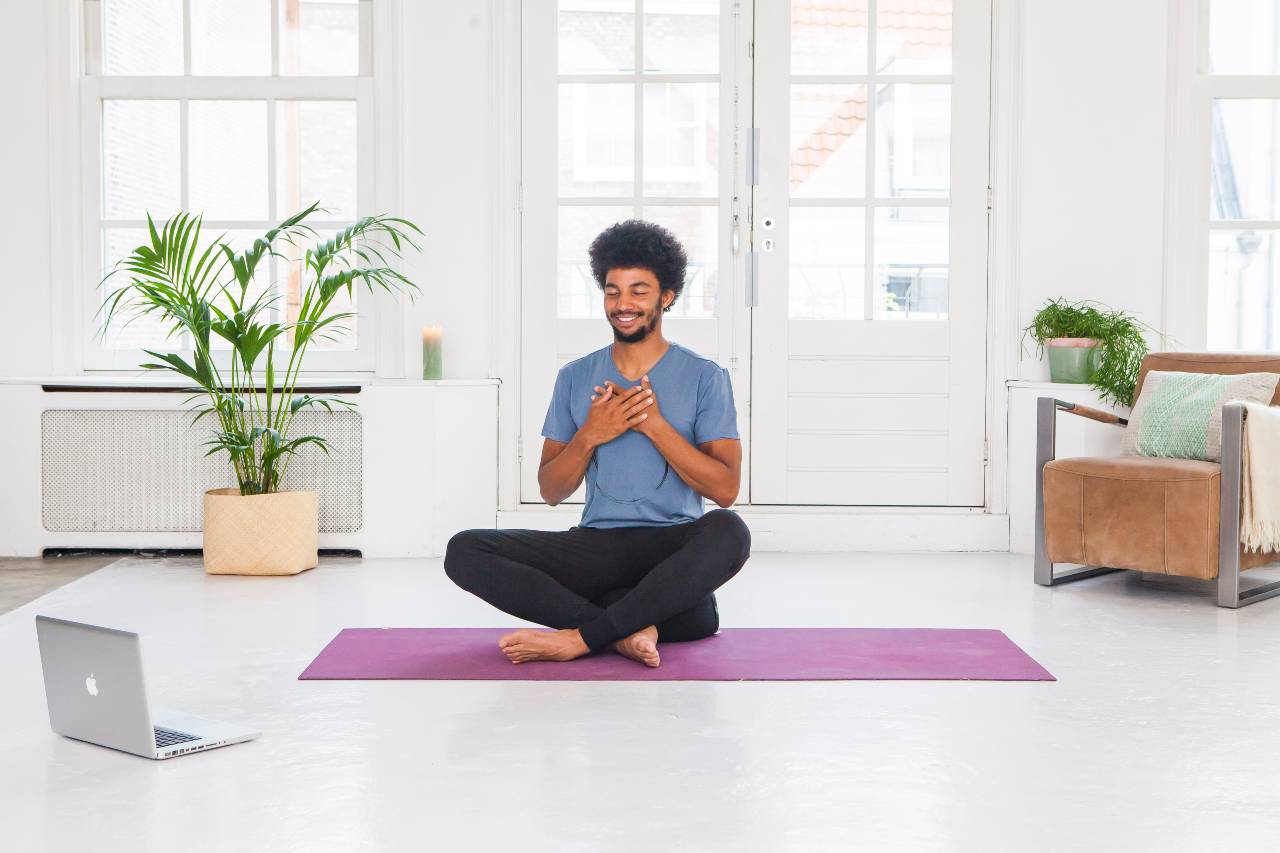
[41,409,362,533]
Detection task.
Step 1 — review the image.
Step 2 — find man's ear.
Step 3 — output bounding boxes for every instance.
[661,290,673,312]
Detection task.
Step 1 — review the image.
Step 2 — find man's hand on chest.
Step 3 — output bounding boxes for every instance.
[595,375,672,440]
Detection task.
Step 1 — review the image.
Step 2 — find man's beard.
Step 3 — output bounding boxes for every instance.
[610,308,660,343]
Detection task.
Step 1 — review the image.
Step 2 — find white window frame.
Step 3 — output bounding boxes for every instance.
[1165,0,1280,351]
[79,0,377,372]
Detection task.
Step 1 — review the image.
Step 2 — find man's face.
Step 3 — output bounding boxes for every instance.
[603,267,672,344]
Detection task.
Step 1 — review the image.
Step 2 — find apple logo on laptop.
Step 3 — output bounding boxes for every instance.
[85,673,98,697]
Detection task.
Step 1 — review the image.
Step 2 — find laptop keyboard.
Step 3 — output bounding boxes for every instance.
[154,726,200,748]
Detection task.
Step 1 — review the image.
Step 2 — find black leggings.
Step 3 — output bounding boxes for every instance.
[443,509,751,653]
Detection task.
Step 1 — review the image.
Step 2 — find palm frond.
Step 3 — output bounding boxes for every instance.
[99,202,422,494]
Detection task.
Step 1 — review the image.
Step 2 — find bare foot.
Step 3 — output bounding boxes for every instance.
[497,628,590,664]
[611,625,660,668]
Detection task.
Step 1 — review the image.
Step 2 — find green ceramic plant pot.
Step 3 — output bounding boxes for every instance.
[1046,338,1100,383]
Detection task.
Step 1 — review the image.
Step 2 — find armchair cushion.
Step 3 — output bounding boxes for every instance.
[1118,370,1279,462]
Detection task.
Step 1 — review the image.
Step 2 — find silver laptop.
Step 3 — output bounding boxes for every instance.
[35,615,259,760]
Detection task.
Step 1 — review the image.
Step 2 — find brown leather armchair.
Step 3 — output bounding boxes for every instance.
[1034,352,1280,608]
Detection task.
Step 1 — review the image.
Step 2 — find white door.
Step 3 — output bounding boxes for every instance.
[519,0,750,504]
[519,0,991,508]
[749,0,991,505]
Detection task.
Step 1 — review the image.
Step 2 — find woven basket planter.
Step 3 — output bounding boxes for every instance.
[202,488,319,576]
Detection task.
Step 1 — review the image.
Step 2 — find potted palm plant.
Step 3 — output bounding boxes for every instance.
[1022,298,1157,408]
[99,202,422,575]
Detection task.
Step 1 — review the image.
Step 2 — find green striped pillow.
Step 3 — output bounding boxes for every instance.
[1120,370,1280,462]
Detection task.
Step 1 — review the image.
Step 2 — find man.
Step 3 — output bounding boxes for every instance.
[444,219,750,668]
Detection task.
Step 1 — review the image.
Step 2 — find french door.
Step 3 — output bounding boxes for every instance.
[750,0,990,504]
[519,0,990,507]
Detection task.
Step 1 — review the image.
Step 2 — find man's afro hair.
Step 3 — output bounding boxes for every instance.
[588,219,688,313]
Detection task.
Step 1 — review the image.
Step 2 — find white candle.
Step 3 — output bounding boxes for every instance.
[421,325,443,379]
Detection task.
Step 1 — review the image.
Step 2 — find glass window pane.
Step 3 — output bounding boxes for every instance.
[558,206,632,318]
[791,0,868,75]
[559,0,635,74]
[876,0,952,74]
[643,83,719,197]
[641,205,718,317]
[190,0,271,76]
[875,83,950,199]
[102,0,183,75]
[874,206,948,320]
[1211,99,1280,221]
[789,207,866,319]
[280,229,358,350]
[102,100,181,220]
[1208,230,1280,350]
[643,0,719,74]
[190,101,268,220]
[791,84,867,198]
[1209,0,1280,75]
[102,228,185,349]
[559,84,635,198]
[280,0,360,76]
[277,101,358,220]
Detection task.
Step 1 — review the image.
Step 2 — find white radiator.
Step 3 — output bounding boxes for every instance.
[0,379,499,558]
[40,409,362,533]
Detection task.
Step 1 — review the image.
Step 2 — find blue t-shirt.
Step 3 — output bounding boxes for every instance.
[541,341,739,528]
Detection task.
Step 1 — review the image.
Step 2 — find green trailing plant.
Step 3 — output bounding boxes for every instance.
[1022,298,1159,409]
[98,202,423,495]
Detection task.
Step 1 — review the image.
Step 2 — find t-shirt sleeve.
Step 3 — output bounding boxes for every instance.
[693,364,740,445]
[540,367,577,443]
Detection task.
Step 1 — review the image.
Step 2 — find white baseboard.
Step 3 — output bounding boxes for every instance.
[495,507,1010,552]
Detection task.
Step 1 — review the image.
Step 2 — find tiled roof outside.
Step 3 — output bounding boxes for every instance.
[790,0,951,187]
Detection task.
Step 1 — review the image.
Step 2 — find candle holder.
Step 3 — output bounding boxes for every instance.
[421,325,443,380]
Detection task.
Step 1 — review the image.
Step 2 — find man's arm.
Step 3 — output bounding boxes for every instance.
[537,435,591,506]
[643,427,741,508]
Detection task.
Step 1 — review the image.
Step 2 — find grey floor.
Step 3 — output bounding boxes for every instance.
[3,552,1280,852]
[0,555,121,614]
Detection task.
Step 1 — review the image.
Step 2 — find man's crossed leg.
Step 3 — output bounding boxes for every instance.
[443,509,750,667]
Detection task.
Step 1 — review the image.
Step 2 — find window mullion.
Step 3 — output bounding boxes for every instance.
[180,0,192,351]
[863,0,877,321]
[179,97,192,349]
[634,0,643,218]
[182,0,192,76]
[84,0,103,75]
[359,0,373,76]
[267,100,277,221]
[270,0,280,77]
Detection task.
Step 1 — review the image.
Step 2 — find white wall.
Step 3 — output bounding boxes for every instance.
[1,1,53,377]
[393,1,497,381]
[1012,0,1171,383]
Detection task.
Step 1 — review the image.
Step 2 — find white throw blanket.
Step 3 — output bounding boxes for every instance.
[1240,401,1280,552]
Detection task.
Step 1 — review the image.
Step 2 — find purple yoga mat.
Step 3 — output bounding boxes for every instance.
[298,628,1055,682]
